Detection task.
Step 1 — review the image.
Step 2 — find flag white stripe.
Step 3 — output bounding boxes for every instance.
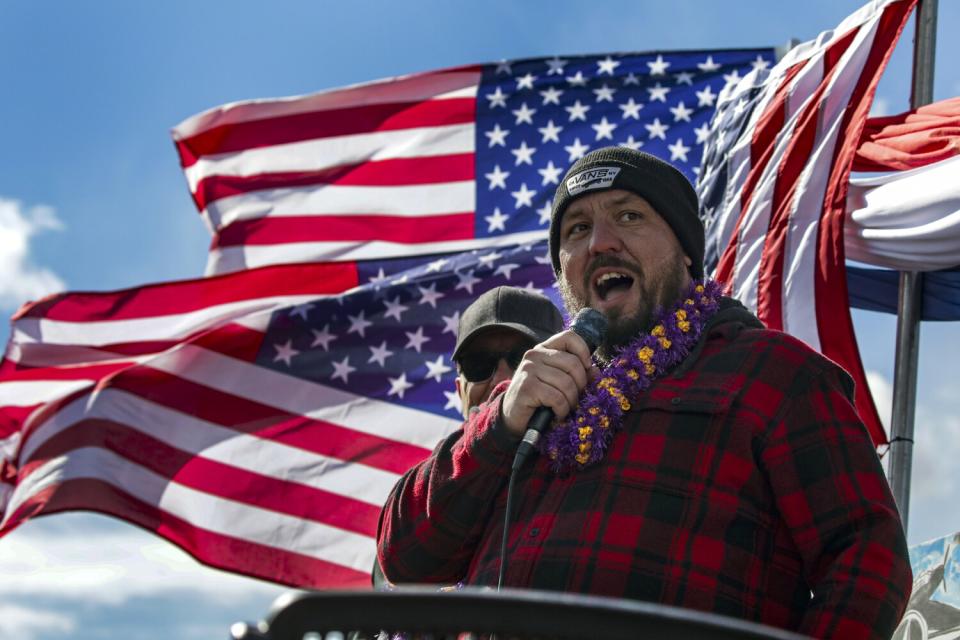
[845,155,960,270]
[146,344,460,449]
[10,294,318,347]
[3,342,147,369]
[0,379,93,407]
[172,70,480,139]
[1,432,20,463]
[3,449,375,572]
[204,181,476,231]
[731,251,764,314]
[183,123,476,194]
[206,230,550,274]
[785,56,826,117]
[18,387,400,506]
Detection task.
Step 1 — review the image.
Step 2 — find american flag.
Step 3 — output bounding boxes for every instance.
[696,0,918,447]
[0,246,559,586]
[1,49,772,588]
[173,50,775,275]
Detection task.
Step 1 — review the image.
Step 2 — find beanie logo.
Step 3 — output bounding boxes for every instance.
[566,166,621,196]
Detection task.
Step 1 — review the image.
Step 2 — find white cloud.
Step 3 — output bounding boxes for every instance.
[866,366,960,546]
[870,367,960,504]
[911,413,960,502]
[867,370,960,521]
[0,515,287,607]
[0,197,66,309]
[0,603,75,640]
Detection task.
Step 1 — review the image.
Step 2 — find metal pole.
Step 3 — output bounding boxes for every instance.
[887,0,938,532]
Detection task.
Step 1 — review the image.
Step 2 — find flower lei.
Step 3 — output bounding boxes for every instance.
[541,278,722,473]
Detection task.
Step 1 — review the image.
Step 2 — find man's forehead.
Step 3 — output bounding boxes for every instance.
[563,189,654,218]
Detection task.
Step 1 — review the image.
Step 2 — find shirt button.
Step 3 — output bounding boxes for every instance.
[529,527,540,537]
[671,397,681,405]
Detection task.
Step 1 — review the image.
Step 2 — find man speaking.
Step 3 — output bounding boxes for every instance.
[377,147,911,639]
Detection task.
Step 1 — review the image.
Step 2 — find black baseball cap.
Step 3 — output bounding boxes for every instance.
[452,286,564,362]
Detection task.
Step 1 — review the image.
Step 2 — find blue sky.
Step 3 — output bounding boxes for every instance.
[1,1,958,637]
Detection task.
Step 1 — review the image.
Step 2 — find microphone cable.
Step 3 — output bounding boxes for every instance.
[497,458,522,590]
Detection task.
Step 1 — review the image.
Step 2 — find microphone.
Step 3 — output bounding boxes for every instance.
[511,308,608,471]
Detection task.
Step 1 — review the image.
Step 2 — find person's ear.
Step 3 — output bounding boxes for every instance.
[683,254,692,268]
[455,375,463,399]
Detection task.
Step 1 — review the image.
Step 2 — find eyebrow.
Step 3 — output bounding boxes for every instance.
[608,193,635,206]
[565,193,637,220]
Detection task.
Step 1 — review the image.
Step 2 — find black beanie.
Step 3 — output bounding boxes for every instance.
[548,147,704,279]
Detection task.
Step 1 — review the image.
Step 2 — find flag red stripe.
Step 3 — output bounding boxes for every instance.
[756,27,859,329]
[1,405,35,439]
[0,360,127,381]
[188,321,267,363]
[101,365,434,475]
[212,213,476,247]
[176,97,476,168]
[15,262,359,322]
[193,154,476,211]
[814,1,916,446]
[19,418,382,537]
[0,479,370,588]
[30,341,184,357]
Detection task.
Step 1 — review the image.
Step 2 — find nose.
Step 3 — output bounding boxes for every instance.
[588,217,622,256]
[490,356,515,386]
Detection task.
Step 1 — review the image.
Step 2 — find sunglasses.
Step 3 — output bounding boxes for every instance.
[458,346,529,383]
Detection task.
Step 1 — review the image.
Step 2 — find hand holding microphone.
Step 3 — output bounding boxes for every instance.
[497,308,607,589]
[501,308,607,469]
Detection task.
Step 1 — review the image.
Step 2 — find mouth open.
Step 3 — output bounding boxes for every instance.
[593,271,635,302]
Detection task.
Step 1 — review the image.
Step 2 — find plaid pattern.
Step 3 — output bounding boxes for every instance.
[377,305,912,638]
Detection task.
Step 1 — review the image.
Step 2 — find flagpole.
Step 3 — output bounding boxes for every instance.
[887,0,938,532]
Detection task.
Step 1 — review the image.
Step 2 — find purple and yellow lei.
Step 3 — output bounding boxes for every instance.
[541,279,722,473]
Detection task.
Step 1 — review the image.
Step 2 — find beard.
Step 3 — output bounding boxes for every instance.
[558,255,690,365]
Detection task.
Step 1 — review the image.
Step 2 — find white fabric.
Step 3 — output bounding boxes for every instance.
[845,154,960,270]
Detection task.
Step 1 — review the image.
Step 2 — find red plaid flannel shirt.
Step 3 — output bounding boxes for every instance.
[377,303,912,639]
